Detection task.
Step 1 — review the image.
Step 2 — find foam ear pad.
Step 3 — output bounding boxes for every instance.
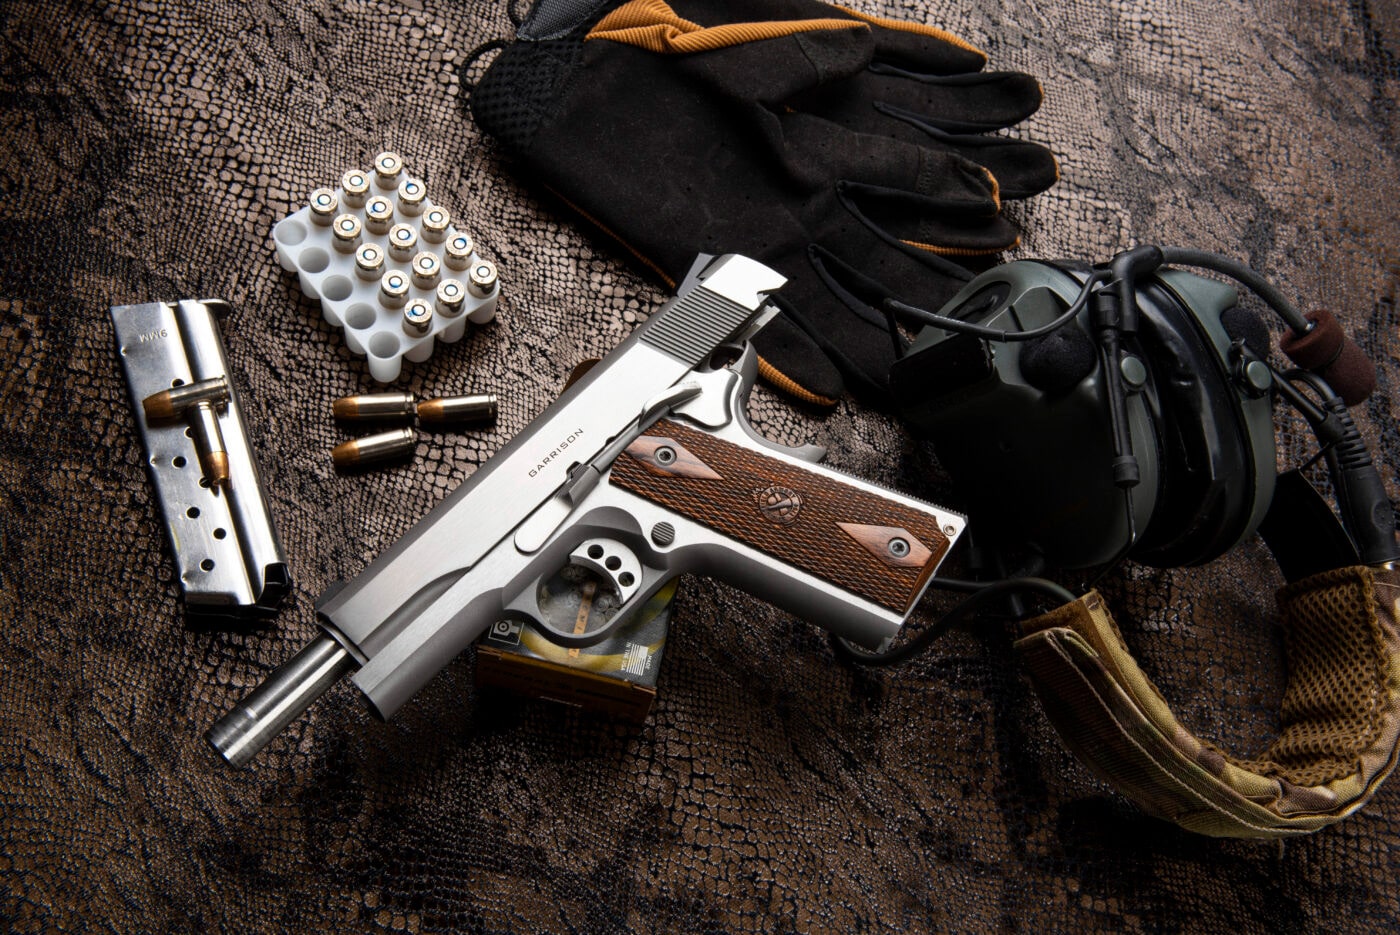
[1129,278,1268,566]
[1279,308,1377,406]
[1020,327,1097,395]
[1221,305,1271,359]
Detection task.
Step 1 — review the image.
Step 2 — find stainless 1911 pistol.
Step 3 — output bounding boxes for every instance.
[208,254,966,766]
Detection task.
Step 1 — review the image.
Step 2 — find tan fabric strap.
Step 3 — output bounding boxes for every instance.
[1014,566,1400,837]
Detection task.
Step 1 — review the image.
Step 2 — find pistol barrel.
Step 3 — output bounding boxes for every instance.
[205,634,355,767]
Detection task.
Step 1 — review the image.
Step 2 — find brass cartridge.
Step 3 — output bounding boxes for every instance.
[417,394,498,427]
[340,169,370,209]
[331,392,417,422]
[331,427,416,469]
[402,299,434,336]
[372,151,404,191]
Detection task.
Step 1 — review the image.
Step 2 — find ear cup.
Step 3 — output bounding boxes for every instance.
[893,260,1277,571]
[892,261,1161,569]
[1127,273,1276,566]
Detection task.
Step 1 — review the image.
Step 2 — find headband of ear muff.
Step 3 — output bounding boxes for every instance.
[1014,564,1400,837]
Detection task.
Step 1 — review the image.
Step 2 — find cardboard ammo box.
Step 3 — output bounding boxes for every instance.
[475,579,675,722]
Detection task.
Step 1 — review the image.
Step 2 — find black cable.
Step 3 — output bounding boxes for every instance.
[884,270,1109,342]
[1086,486,1138,593]
[924,576,995,594]
[1157,247,1313,336]
[1278,372,1399,563]
[832,577,1076,667]
[886,247,1310,346]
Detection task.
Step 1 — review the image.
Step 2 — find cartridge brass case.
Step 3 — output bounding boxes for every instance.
[331,427,416,468]
[355,243,385,281]
[380,270,410,309]
[373,151,404,190]
[421,207,450,244]
[444,232,474,271]
[331,214,362,254]
[387,224,418,262]
[417,394,498,426]
[468,260,499,299]
[365,196,394,235]
[402,299,434,336]
[142,376,230,421]
[435,279,466,318]
[411,252,441,290]
[309,188,338,226]
[332,392,417,422]
[340,169,370,208]
[397,177,427,217]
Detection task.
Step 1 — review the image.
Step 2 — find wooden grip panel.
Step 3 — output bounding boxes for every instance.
[609,420,950,613]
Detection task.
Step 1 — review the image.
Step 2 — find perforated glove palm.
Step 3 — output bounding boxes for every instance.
[473,0,1057,406]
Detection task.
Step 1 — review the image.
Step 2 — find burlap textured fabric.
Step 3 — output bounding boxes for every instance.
[2,1,1398,932]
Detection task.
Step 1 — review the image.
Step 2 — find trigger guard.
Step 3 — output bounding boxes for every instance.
[529,613,627,649]
[723,347,826,464]
[511,538,654,649]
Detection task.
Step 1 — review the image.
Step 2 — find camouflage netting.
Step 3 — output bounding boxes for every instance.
[2,0,1399,931]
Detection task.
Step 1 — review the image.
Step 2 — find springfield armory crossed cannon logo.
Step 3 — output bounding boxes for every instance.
[753,485,803,526]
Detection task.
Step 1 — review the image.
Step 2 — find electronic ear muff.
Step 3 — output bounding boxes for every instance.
[875,247,1400,838]
[889,256,1280,570]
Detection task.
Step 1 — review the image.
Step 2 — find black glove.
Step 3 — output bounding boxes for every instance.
[472,0,1057,407]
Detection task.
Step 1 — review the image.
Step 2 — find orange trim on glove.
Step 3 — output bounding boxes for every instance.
[901,237,1018,257]
[588,0,866,53]
[756,355,840,408]
[830,4,987,62]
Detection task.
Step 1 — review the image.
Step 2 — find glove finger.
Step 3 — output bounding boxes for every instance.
[867,110,1059,200]
[777,115,1020,256]
[749,300,847,407]
[793,68,1055,198]
[830,4,989,74]
[835,180,1020,257]
[779,111,1002,201]
[809,67,1045,134]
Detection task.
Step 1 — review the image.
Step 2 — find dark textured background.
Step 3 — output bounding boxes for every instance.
[3,1,1399,932]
